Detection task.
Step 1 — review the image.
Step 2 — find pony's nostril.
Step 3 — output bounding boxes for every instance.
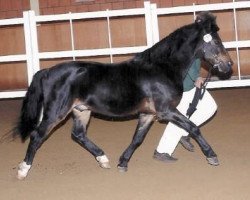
[228,61,233,67]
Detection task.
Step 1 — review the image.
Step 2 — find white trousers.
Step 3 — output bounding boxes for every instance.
[156,87,217,155]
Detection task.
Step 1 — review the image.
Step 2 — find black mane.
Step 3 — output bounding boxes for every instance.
[135,23,199,65]
[134,11,219,69]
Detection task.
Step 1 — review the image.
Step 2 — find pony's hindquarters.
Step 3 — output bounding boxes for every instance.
[17,68,78,180]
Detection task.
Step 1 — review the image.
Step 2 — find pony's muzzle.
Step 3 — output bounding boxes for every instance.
[216,60,233,73]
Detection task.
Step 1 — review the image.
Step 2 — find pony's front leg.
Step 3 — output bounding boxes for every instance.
[157,109,219,166]
[118,114,154,172]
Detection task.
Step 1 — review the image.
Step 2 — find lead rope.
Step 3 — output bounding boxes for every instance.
[186,67,212,118]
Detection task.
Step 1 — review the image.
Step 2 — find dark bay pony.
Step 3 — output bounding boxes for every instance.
[16,12,232,180]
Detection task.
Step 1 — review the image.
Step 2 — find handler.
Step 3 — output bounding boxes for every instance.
[153,59,218,162]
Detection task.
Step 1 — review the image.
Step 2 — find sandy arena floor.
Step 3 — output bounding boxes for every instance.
[0,88,250,200]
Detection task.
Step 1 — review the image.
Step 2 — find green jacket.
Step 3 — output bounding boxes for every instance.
[183,59,201,92]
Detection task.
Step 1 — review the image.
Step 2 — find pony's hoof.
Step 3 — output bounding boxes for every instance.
[117,165,128,172]
[17,161,31,180]
[206,157,219,166]
[17,173,26,180]
[99,162,111,169]
[180,136,194,152]
[96,155,111,169]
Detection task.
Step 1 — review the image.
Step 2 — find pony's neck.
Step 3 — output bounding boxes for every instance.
[137,23,202,74]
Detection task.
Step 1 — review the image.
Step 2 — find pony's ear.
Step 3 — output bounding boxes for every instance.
[195,11,218,32]
[195,11,216,24]
[195,14,204,24]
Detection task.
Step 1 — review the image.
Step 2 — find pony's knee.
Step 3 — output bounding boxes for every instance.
[71,128,84,143]
[188,124,201,138]
[71,122,82,137]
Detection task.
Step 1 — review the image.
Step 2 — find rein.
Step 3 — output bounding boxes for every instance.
[186,67,212,118]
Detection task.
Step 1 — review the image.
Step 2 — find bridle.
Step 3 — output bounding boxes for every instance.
[186,33,222,118]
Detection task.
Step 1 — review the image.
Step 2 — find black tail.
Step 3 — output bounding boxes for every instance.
[16,70,46,142]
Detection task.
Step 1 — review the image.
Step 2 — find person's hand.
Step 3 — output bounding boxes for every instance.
[194,77,204,88]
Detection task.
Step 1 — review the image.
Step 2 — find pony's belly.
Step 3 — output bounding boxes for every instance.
[93,102,140,117]
[82,97,156,118]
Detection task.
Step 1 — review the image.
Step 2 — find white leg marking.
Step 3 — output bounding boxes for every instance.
[17,161,31,180]
[96,155,111,169]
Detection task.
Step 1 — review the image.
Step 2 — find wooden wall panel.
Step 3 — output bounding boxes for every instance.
[77,54,135,63]
[110,16,146,47]
[74,19,109,50]
[0,25,26,91]
[239,48,250,76]
[0,62,27,90]
[158,13,194,39]
[113,54,134,63]
[76,56,111,63]
[37,22,72,52]
[213,11,235,41]
[0,25,25,55]
[237,9,250,41]
[39,56,125,70]
[40,58,73,69]
[236,10,250,77]
[158,11,235,41]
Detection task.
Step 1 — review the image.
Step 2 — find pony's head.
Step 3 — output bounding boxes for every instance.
[195,12,233,74]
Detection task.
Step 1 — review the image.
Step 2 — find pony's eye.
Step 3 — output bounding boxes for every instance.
[214,40,220,45]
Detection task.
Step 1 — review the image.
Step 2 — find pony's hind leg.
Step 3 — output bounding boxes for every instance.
[17,119,59,180]
[17,101,73,180]
[118,114,154,172]
[72,108,110,169]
